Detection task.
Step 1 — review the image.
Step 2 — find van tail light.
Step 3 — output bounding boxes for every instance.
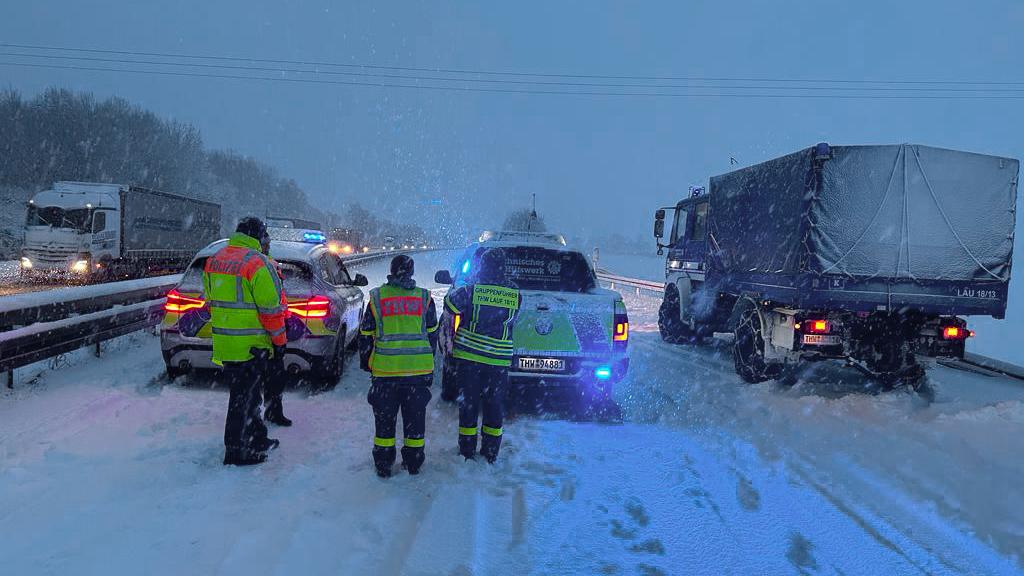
[613,313,629,349]
[165,289,205,313]
[289,295,330,318]
[941,325,972,340]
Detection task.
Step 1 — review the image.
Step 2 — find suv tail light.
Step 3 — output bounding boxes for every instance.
[289,295,330,318]
[165,289,205,313]
[613,313,629,349]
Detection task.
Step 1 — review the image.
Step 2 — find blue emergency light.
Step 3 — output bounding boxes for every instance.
[303,232,326,243]
[461,260,471,274]
[595,366,612,380]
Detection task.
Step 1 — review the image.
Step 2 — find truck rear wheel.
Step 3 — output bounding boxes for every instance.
[733,303,781,383]
[658,286,697,344]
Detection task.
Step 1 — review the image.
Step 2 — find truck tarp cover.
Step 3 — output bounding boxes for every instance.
[709,144,1019,282]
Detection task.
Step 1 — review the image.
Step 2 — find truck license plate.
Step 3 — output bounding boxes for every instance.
[802,334,840,346]
[518,357,565,372]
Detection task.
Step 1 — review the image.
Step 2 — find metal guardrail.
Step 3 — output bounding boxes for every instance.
[596,270,665,296]
[0,248,432,388]
[0,274,183,331]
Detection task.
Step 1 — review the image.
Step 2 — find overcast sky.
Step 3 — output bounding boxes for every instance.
[2,1,1022,245]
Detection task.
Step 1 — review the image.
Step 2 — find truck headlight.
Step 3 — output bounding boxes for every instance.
[70,260,90,274]
[668,260,682,270]
[20,257,32,269]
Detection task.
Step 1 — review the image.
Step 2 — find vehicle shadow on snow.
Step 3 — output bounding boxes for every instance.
[662,334,933,403]
[773,361,934,404]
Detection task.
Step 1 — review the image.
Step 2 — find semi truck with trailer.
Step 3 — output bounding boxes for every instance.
[653,143,1019,387]
[21,181,221,281]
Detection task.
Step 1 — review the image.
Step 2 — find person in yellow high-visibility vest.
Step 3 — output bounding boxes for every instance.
[359,255,438,478]
[444,248,521,463]
[203,217,289,466]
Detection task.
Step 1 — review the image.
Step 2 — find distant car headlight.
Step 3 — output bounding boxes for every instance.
[20,257,32,269]
[70,259,89,274]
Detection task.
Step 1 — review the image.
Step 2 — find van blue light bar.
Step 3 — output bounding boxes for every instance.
[303,232,326,243]
[595,366,612,380]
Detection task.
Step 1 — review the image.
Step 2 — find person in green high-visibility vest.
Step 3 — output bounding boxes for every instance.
[444,248,522,463]
[359,255,439,478]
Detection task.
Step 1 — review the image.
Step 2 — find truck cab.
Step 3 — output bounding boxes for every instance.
[653,187,712,341]
[21,182,121,277]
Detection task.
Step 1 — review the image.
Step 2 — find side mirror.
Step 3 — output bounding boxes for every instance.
[654,219,665,240]
[434,270,453,285]
[353,273,369,287]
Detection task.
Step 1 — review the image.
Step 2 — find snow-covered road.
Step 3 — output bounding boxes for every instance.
[1,250,1021,575]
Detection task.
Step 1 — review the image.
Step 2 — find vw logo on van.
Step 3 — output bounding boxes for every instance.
[535,316,553,335]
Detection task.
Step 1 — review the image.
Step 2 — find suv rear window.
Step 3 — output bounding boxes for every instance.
[179,257,314,295]
[474,247,596,292]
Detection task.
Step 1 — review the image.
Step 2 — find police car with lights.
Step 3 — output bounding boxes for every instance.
[434,230,630,405]
[160,235,368,388]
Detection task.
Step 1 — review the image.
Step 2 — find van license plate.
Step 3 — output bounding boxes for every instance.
[518,357,565,372]
[802,334,840,346]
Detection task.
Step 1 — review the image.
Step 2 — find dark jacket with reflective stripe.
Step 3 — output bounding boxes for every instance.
[359,277,439,376]
[444,283,521,367]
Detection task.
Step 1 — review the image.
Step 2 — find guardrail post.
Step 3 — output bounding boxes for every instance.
[6,370,12,389]
[94,341,102,358]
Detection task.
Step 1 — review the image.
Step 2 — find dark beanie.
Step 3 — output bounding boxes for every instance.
[390,255,415,279]
[236,216,269,241]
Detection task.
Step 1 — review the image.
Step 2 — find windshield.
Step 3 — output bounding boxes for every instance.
[26,205,92,232]
[472,246,596,292]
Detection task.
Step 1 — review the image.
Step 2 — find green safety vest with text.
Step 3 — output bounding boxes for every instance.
[449,284,520,367]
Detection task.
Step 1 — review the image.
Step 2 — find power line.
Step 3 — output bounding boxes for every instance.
[5,60,1024,100]
[3,41,1023,87]
[3,50,1024,94]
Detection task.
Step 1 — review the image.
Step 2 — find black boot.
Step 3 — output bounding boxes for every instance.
[264,398,292,427]
[373,446,396,478]
[251,437,280,452]
[224,447,268,466]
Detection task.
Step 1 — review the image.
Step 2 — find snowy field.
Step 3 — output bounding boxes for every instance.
[1,250,1023,575]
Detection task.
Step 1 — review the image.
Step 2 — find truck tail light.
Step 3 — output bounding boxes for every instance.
[289,295,330,318]
[613,313,629,349]
[802,319,830,334]
[165,289,205,313]
[941,325,972,340]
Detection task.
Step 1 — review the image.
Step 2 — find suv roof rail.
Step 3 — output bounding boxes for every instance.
[478,230,566,246]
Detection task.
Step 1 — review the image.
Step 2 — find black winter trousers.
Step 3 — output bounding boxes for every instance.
[368,376,432,474]
[454,357,508,461]
[222,351,270,453]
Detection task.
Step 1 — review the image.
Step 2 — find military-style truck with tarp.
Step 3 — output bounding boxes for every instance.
[654,143,1019,387]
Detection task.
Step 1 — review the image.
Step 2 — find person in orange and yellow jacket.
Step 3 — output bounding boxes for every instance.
[203,217,288,466]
